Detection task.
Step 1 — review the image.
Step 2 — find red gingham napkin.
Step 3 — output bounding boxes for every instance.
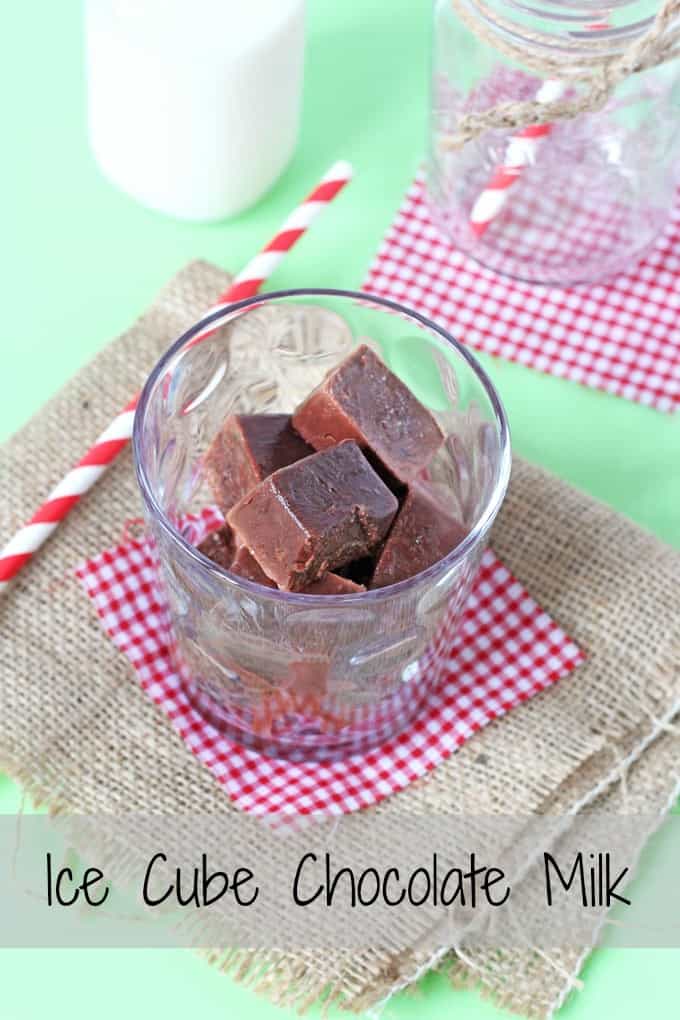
[76,510,583,816]
[364,172,680,413]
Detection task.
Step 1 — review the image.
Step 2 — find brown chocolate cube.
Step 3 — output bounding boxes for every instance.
[196,525,275,587]
[227,546,365,595]
[197,526,234,569]
[230,545,278,588]
[336,557,376,588]
[204,413,312,513]
[197,525,366,594]
[227,440,398,591]
[370,483,467,589]
[292,344,443,486]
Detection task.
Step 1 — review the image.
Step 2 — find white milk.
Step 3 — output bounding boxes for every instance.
[85,0,306,221]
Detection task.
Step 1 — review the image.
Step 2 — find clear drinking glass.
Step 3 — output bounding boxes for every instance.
[133,290,511,761]
[429,0,680,286]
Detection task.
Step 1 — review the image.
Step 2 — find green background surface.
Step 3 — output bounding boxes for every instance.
[1,0,679,1017]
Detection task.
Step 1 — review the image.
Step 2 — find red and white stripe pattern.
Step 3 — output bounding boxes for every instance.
[0,161,353,598]
[469,78,565,237]
[222,161,354,303]
[469,19,609,238]
[0,398,137,595]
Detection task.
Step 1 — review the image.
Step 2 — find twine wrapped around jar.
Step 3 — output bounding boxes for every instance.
[443,0,680,148]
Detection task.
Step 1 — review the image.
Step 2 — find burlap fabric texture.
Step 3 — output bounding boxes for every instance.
[1,261,679,1018]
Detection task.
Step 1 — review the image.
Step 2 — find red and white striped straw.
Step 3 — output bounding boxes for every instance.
[468,78,565,237]
[0,160,353,598]
[469,22,608,237]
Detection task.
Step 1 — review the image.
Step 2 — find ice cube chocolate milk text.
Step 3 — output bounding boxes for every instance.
[132,293,511,761]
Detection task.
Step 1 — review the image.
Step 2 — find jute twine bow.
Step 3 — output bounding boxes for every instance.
[443,0,680,148]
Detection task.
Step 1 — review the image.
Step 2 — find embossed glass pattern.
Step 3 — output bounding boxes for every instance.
[133,290,511,761]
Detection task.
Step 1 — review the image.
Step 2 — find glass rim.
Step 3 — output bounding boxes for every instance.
[132,287,512,606]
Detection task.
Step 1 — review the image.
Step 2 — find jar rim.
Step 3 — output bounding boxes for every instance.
[132,288,512,606]
[450,0,660,67]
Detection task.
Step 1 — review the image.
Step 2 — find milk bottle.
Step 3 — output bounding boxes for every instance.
[85,0,306,221]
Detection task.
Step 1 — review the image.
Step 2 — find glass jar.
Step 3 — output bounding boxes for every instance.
[428,0,680,286]
[133,290,511,762]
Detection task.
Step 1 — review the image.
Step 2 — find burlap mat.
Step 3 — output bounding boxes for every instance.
[1,261,679,1018]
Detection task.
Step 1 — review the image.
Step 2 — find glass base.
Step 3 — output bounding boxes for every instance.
[180,660,437,763]
[426,176,667,289]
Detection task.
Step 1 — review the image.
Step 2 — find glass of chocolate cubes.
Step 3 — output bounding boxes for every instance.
[133,290,511,761]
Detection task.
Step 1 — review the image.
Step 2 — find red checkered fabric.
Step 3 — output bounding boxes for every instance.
[76,510,583,816]
[363,172,680,412]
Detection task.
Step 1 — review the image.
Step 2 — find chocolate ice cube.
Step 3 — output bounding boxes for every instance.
[292,344,443,486]
[197,526,234,569]
[230,547,365,594]
[197,526,366,594]
[230,544,278,588]
[204,413,312,514]
[370,483,467,589]
[336,557,375,588]
[227,440,398,591]
[197,526,268,582]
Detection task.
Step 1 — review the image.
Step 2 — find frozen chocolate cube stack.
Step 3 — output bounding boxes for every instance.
[197,344,467,593]
[203,413,312,512]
